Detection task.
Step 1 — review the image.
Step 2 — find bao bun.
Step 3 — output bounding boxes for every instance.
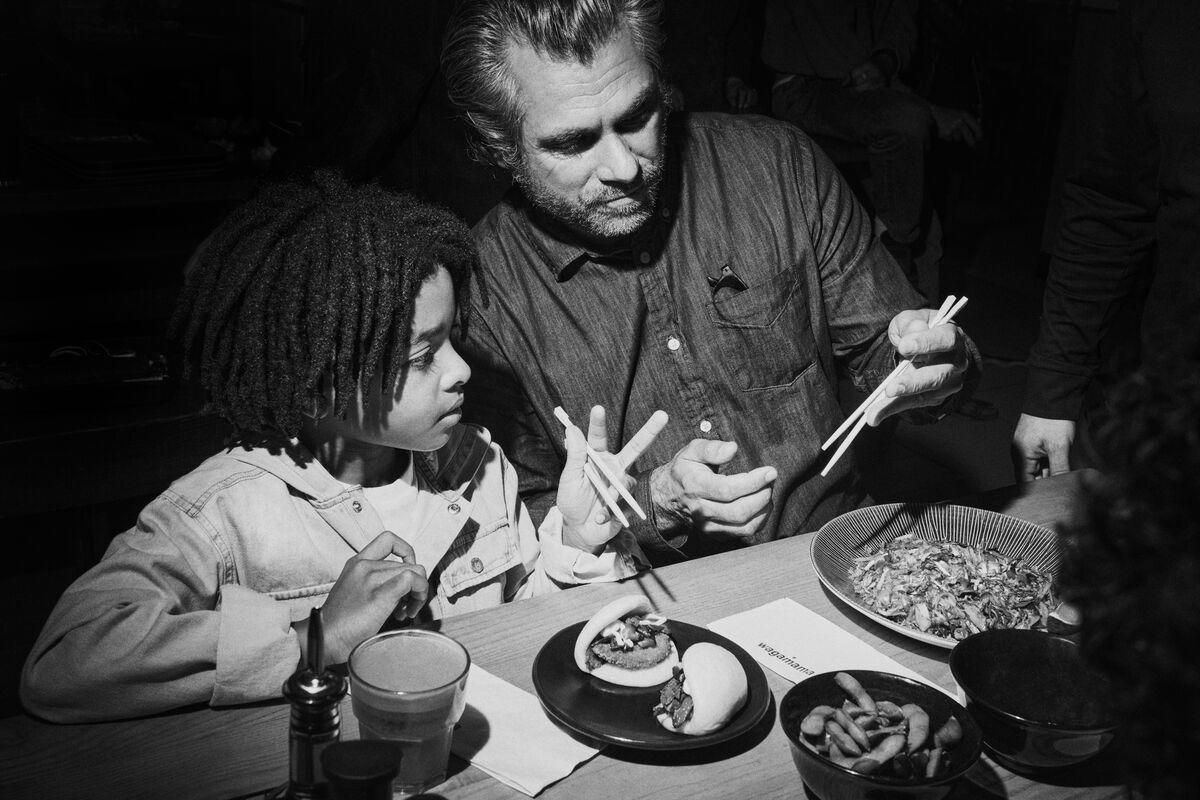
[573,595,680,687]
[656,643,748,735]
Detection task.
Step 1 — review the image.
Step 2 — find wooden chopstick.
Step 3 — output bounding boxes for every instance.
[553,406,648,522]
[820,296,968,477]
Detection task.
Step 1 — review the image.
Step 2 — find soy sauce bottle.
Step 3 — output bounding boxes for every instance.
[282,608,348,800]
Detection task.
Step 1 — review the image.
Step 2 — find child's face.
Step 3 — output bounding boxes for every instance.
[339,267,471,452]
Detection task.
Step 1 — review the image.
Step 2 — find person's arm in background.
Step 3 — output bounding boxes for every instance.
[1015,2,1157,481]
[858,0,918,90]
[722,0,763,111]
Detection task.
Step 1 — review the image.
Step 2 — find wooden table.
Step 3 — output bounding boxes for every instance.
[0,471,1123,800]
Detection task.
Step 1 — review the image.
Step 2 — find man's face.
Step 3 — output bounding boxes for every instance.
[505,29,667,247]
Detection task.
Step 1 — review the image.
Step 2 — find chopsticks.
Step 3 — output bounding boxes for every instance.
[553,406,647,528]
[820,295,968,478]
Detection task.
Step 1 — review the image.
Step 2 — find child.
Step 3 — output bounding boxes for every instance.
[20,171,664,723]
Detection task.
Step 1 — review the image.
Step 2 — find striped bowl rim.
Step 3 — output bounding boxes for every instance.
[810,503,1059,649]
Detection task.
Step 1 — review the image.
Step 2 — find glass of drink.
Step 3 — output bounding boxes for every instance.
[348,630,470,795]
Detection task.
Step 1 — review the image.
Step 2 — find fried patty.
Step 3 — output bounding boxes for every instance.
[588,631,673,669]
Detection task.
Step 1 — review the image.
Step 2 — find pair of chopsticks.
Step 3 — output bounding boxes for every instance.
[820,295,969,477]
[553,406,647,529]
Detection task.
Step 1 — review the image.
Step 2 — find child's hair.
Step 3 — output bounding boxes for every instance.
[171,169,478,441]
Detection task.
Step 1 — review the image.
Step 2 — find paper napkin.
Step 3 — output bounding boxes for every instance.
[707,598,939,689]
[451,665,602,796]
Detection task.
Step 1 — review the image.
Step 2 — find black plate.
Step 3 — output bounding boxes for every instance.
[531,620,771,750]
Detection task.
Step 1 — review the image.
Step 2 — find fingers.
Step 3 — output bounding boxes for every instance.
[681,437,739,467]
[691,464,778,503]
[1046,441,1071,476]
[358,530,417,563]
[617,409,669,469]
[585,405,609,453]
[562,423,589,478]
[890,311,960,359]
[392,568,430,621]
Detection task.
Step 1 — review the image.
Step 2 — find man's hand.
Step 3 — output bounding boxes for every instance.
[931,104,983,147]
[724,76,758,111]
[649,439,777,546]
[849,59,888,92]
[317,532,429,663]
[863,309,970,425]
[558,406,669,551]
[1012,414,1075,482]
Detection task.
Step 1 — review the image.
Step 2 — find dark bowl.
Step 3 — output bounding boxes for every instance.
[779,670,982,800]
[949,629,1118,774]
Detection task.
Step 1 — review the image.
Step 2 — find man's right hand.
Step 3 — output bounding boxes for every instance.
[1012,414,1075,482]
[649,439,777,545]
[318,532,430,663]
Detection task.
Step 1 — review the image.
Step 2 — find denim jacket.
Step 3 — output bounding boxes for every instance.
[20,424,645,723]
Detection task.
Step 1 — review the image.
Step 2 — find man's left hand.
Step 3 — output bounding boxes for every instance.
[863,309,969,425]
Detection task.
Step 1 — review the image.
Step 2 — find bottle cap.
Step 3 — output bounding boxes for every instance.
[320,741,401,800]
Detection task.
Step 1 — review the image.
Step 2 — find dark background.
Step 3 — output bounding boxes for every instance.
[0,0,1108,717]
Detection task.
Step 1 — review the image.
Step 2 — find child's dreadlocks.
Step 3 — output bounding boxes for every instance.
[171,170,478,441]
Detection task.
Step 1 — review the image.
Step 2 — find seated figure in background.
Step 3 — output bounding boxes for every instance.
[1058,336,1200,800]
[761,0,980,288]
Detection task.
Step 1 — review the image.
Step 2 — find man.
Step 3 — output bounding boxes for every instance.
[761,0,982,286]
[1012,0,1200,481]
[443,0,978,563]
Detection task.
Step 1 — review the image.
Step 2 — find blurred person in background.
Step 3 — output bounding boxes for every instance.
[660,0,766,114]
[1058,334,1200,800]
[1013,0,1200,481]
[762,0,981,290]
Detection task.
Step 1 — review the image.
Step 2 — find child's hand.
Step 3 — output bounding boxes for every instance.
[558,406,668,552]
[318,532,429,663]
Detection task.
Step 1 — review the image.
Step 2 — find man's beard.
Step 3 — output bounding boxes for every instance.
[514,132,668,249]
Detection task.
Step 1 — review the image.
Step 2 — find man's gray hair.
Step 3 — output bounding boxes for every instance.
[442,0,665,171]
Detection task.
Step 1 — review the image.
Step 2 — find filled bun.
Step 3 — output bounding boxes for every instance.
[573,595,680,687]
[655,643,748,735]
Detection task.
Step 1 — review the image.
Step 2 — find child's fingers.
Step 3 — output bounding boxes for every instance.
[562,424,589,477]
[587,405,609,453]
[359,530,417,563]
[617,409,669,469]
[387,565,430,620]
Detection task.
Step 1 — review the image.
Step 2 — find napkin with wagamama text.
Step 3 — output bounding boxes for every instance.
[707,598,942,691]
[451,664,602,796]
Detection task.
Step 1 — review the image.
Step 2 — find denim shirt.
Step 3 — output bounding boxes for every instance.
[461,112,946,563]
[20,425,644,723]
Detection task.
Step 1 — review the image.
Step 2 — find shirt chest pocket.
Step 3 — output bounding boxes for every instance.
[704,266,816,390]
[437,515,519,596]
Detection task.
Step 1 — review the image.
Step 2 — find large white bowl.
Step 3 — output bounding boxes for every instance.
[810,503,1059,649]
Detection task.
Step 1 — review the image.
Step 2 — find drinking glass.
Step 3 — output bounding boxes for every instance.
[348,630,470,795]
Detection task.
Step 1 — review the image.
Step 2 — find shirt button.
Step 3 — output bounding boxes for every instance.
[699,419,713,433]
[351,501,362,512]
[639,251,651,264]
[448,503,461,514]
[667,336,681,351]
[470,557,484,573]
[660,206,672,218]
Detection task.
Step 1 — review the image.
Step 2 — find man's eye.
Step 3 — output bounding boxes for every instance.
[616,107,656,134]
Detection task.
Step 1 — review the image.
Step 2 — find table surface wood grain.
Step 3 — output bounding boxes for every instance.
[0,471,1125,800]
